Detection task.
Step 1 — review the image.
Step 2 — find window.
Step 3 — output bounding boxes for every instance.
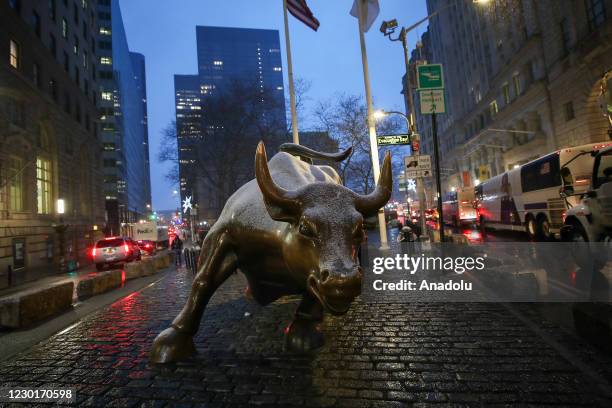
[103,159,116,167]
[49,78,58,101]
[99,70,112,79]
[74,65,79,85]
[64,93,71,114]
[31,11,41,37]
[49,0,56,21]
[9,40,19,68]
[63,51,69,72]
[502,83,510,104]
[585,0,606,31]
[564,101,575,121]
[100,56,112,65]
[62,18,68,38]
[84,79,88,94]
[521,154,561,193]
[73,2,79,24]
[99,26,111,35]
[82,50,88,67]
[33,63,40,87]
[9,0,21,12]
[101,91,112,101]
[81,0,87,9]
[489,100,499,117]
[73,35,79,55]
[49,33,57,58]
[8,156,24,211]
[560,18,571,55]
[36,157,52,214]
[512,73,521,96]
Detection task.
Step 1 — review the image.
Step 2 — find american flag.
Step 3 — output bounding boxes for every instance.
[287,0,320,31]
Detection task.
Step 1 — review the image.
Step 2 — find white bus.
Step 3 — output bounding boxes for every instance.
[475,143,611,240]
[442,187,478,227]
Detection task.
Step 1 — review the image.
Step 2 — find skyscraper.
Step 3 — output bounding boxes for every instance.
[97,0,151,234]
[175,26,287,223]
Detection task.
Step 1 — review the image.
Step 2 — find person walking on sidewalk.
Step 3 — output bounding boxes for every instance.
[171,236,184,266]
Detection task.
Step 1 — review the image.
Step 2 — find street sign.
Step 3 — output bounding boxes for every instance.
[417,64,444,90]
[376,134,410,146]
[411,133,420,153]
[404,155,432,178]
[419,89,446,114]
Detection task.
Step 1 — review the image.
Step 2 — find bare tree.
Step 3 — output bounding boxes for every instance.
[157,120,179,184]
[313,93,402,194]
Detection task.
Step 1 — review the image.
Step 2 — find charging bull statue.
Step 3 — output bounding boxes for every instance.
[150,142,392,363]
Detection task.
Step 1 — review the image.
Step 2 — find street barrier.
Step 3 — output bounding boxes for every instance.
[124,262,143,280]
[77,269,122,300]
[184,248,199,275]
[0,282,74,328]
[141,259,156,276]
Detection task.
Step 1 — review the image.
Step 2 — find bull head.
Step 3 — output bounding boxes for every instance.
[255,142,392,315]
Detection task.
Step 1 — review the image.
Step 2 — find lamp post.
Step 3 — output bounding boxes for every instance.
[54,199,68,272]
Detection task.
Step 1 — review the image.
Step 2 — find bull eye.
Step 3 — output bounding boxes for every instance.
[299,222,316,238]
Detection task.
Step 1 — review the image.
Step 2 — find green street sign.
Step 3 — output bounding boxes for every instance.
[376,134,411,146]
[417,64,444,90]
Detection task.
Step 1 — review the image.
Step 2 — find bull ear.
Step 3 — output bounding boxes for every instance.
[255,142,301,222]
[353,151,392,217]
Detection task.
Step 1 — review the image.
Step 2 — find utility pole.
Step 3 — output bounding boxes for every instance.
[399,28,427,236]
[431,112,444,242]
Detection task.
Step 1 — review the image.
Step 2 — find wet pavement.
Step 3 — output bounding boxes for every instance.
[1,265,612,407]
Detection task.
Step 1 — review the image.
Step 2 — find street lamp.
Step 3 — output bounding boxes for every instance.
[54,198,68,271]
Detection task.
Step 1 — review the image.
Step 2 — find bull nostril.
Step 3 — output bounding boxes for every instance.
[320,269,330,283]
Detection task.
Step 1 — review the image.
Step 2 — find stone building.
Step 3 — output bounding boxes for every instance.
[410,0,611,201]
[0,0,105,288]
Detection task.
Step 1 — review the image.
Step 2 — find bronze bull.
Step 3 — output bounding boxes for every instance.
[150,142,392,363]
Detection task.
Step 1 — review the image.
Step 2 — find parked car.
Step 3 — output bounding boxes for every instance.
[136,239,156,256]
[92,237,141,271]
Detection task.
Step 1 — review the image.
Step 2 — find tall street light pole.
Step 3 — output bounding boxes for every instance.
[356,0,389,250]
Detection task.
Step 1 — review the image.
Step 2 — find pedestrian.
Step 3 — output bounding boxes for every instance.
[171,236,184,266]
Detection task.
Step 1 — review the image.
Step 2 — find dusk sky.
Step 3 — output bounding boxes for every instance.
[120,0,429,211]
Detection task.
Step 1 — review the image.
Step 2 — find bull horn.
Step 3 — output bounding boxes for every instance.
[353,151,392,216]
[255,142,301,218]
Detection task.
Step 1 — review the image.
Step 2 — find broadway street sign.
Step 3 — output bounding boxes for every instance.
[376,134,411,146]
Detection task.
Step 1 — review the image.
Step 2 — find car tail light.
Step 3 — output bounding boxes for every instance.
[92,246,97,257]
[124,242,129,252]
[145,243,152,249]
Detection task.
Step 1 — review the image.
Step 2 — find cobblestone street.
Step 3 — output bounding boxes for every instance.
[2,266,612,407]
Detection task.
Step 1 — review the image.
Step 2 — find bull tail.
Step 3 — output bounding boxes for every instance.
[279,143,352,163]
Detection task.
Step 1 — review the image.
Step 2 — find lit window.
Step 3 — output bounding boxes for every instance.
[99,26,111,35]
[502,83,510,104]
[9,39,19,68]
[36,157,52,214]
[101,91,112,101]
[276,86,283,90]
[62,18,68,38]
[9,156,23,211]
[489,100,499,117]
[273,67,282,72]
[100,56,112,65]
[213,60,223,66]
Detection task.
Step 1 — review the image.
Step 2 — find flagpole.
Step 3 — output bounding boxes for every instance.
[283,0,300,144]
[356,0,389,250]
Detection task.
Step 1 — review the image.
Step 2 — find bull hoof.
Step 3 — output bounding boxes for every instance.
[284,319,324,353]
[150,327,196,363]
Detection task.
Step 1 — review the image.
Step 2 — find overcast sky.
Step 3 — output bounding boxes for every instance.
[120,0,429,211]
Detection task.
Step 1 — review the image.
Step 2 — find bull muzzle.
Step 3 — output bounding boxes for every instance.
[307,266,363,315]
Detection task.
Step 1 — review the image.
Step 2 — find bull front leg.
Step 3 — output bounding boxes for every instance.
[284,293,325,353]
[150,231,237,363]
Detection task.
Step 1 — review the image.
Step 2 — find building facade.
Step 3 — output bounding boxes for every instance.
[175,26,287,223]
[97,0,151,235]
[409,0,611,202]
[0,0,105,288]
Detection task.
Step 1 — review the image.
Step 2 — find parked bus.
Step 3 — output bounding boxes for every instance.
[442,187,478,227]
[475,143,612,240]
